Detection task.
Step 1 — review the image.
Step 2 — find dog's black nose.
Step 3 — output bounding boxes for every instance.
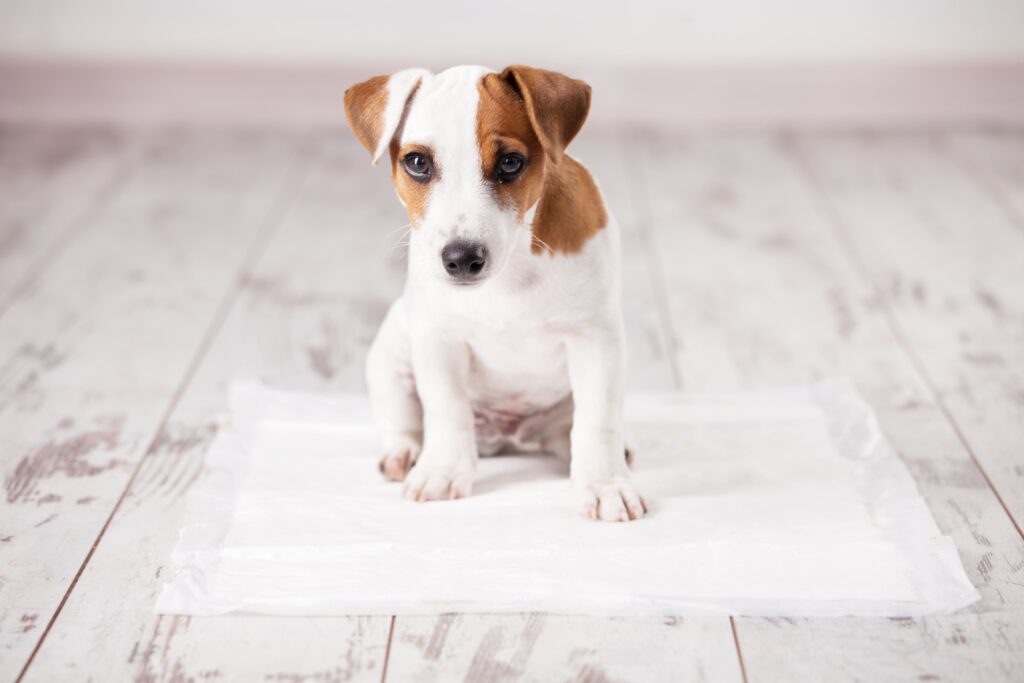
[441,240,488,281]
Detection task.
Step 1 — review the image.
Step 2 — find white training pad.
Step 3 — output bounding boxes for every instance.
[156,380,978,617]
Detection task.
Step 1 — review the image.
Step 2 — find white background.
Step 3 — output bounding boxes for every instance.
[0,0,1022,67]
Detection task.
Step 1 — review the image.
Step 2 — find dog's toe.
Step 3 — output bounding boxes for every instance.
[576,477,647,522]
[402,463,473,501]
[379,446,419,482]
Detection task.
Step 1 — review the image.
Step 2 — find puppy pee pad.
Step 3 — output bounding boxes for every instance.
[155,380,979,617]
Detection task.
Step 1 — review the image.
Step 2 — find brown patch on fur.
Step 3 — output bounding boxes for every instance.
[477,73,547,220]
[391,142,435,225]
[343,75,389,156]
[478,68,606,255]
[500,66,591,163]
[346,73,428,223]
[379,448,417,481]
[531,156,607,255]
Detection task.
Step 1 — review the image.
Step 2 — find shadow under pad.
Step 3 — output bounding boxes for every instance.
[155,380,979,617]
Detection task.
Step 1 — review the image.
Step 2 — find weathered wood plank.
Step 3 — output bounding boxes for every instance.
[383,132,744,682]
[18,132,401,682]
[0,127,310,676]
[943,129,1024,233]
[35,614,390,683]
[0,125,133,310]
[631,132,1024,682]
[738,614,1024,682]
[386,614,742,683]
[791,131,1024,533]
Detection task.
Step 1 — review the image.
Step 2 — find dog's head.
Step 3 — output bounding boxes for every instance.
[344,65,602,288]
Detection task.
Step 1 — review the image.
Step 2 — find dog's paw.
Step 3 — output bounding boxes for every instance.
[402,461,474,501]
[379,446,419,482]
[377,433,421,482]
[575,476,647,522]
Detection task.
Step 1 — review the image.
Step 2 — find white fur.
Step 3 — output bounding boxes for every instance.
[371,68,431,165]
[365,66,645,521]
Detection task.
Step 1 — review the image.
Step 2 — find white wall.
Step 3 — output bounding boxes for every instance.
[1,0,1022,67]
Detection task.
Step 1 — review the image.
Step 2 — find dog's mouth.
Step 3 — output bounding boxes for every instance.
[446,272,488,287]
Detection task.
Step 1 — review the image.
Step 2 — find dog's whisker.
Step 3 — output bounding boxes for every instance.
[383,228,412,257]
[384,223,412,239]
[531,234,554,254]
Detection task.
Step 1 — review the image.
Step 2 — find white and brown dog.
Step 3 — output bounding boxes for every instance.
[344,65,645,522]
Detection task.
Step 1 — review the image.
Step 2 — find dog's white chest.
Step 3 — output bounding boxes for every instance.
[465,325,571,447]
[466,330,569,398]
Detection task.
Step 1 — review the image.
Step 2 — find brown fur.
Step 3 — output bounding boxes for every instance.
[531,156,608,255]
[343,75,389,156]
[477,73,547,221]
[344,74,430,224]
[391,142,434,225]
[477,68,607,255]
[500,66,591,163]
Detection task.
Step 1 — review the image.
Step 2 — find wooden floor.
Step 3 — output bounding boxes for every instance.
[1,123,1023,682]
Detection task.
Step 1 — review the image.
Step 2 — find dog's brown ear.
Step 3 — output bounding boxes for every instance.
[500,66,591,163]
[344,69,430,165]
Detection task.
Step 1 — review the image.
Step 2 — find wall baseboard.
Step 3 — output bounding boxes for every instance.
[1,62,1022,129]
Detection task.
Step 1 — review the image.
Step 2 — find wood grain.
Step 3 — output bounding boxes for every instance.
[0,125,134,312]
[0,128,310,676]
[387,614,742,683]
[943,130,1024,234]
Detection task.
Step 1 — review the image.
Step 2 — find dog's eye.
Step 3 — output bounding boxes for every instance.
[402,153,433,182]
[495,153,526,183]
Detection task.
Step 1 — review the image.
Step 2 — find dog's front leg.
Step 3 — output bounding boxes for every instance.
[402,328,477,501]
[565,324,646,522]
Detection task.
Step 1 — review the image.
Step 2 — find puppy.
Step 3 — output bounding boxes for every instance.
[344,65,645,522]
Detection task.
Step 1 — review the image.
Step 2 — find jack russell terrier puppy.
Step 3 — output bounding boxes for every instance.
[344,65,646,522]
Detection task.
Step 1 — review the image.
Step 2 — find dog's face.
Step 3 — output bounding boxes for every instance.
[344,66,593,288]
